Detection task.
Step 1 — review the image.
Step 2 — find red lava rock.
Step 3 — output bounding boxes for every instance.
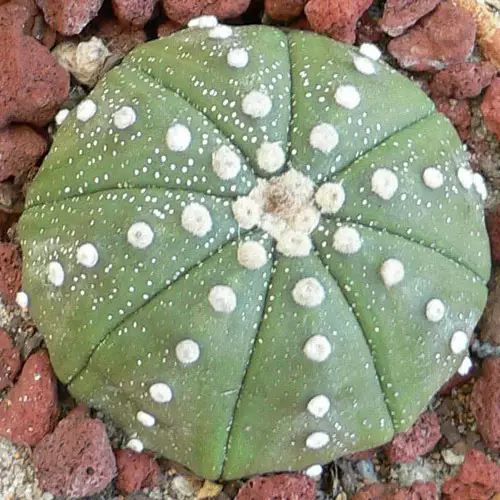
[433,97,471,141]
[380,0,441,37]
[235,473,316,500]
[304,0,373,44]
[157,19,183,37]
[478,267,500,344]
[33,408,116,497]
[0,243,22,305]
[481,76,500,140]
[387,1,476,72]
[0,350,59,446]
[0,125,47,183]
[353,480,438,500]
[384,412,441,463]
[356,12,384,45]
[442,449,500,499]
[115,449,161,494]
[289,15,313,32]
[486,208,500,266]
[0,0,35,31]
[112,0,159,28]
[470,358,500,451]
[429,62,497,100]
[163,0,251,26]
[36,0,105,35]
[90,17,147,55]
[264,0,306,22]
[0,328,21,392]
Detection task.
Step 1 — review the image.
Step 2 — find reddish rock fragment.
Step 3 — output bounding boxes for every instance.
[481,76,500,140]
[304,0,373,44]
[112,0,159,28]
[388,2,476,72]
[115,449,161,494]
[163,0,251,26]
[353,480,438,500]
[478,266,500,343]
[384,412,441,463]
[289,15,313,32]
[356,12,384,45]
[0,350,59,446]
[380,0,441,37]
[235,473,316,500]
[89,18,147,56]
[346,446,380,461]
[470,358,500,450]
[157,19,183,37]
[433,97,471,140]
[33,409,116,497]
[442,449,500,499]
[0,244,22,305]
[264,0,306,22]
[0,328,21,391]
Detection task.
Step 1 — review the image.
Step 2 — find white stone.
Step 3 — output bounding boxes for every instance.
[113,105,136,130]
[307,395,331,419]
[315,182,345,214]
[176,339,200,364]
[335,84,361,109]
[242,90,272,118]
[181,203,212,237]
[227,48,249,68]
[127,221,154,249]
[55,108,69,126]
[188,15,218,28]
[310,123,339,154]
[332,226,362,254]
[290,207,320,234]
[380,258,405,287]
[76,243,99,268]
[353,55,376,75]
[209,24,233,39]
[76,99,97,122]
[292,278,325,308]
[209,285,237,313]
[359,43,382,61]
[303,335,332,362]
[426,298,445,322]
[232,197,261,229]
[423,167,444,189]
[256,141,286,173]
[126,438,144,453]
[237,241,268,270]
[136,410,156,427]
[15,291,29,309]
[47,261,65,287]
[457,167,473,189]
[149,383,173,403]
[450,331,468,354]
[473,172,487,200]
[212,145,241,180]
[457,355,472,375]
[166,123,191,152]
[372,168,398,200]
[306,431,330,450]
[304,464,323,479]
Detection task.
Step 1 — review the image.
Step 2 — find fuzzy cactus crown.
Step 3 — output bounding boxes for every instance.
[18,18,490,480]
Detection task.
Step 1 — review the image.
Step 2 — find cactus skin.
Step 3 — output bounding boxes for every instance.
[18,23,490,480]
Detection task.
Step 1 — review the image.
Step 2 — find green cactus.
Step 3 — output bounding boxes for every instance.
[18,19,490,481]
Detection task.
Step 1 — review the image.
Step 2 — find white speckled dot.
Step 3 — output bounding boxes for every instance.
[304,464,323,479]
[315,182,345,214]
[426,298,445,322]
[136,410,156,427]
[55,108,69,126]
[473,172,487,200]
[126,438,144,453]
[303,335,332,362]
[423,167,444,189]
[372,168,398,200]
[292,277,325,308]
[16,291,29,309]
[307,395,331,419]
[237,240,267,270]
[359,42,382,60]
[175,339,200,364]
[457,167,473,189]
[149,383,173,403]
[353,55,376,75]
[209,24,233,39]
[181,203,212,237]
[332,226,362,254]
[458,355,472,375]
[113,106,136,130]
[380,258,405,287]
[450,331,468,354]
[166,123,191,152]
[232,197,261,229]
[127,221,154,249]
[76,243,99,268]
[242,90,272,118]
[188,15,218,28]
[277,231,312,257]
[256,141,286,173]
[209,285,237,313]
[227,48,249,68]
[335,84,361,109]
[212,145,241,180]
[310,123,339,154]
[47,261,65,287]
[306,431,330,450]
[76,99,97,122]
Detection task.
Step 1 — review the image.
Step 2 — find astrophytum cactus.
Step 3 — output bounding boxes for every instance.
[17,18,491,480]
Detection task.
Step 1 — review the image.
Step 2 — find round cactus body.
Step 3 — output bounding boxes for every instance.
[18,21,490,480]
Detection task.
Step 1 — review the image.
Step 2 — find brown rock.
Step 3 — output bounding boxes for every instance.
[380,0,441,37]
[356,12,384,45]
[0,243,22,305]
[289,15,313,32]
[0,350,59,446]
[384,412,441,463]
[235,473,316,500]
[304,0,373,44]
[115,449,161,494]
[157,19,183,38]
[36,0,104,35]
[33,408,116,497]
[437,368,477,397]
[433,97,471,140]
[478,266,500,344]
[264,0,306,22]
[388,2,476,72]
[89,18,147,56]
[345,446,380,461]
[0,328,21,391]
[481,77,500,140]
[112,0,159,28]
[470,358,500,451]
[353,480,438,500]
[442,449,500,499]
[163,0,251,26]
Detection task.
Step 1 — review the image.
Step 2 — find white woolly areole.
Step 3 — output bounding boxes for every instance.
[209,24,233,39]
[136,410,156,427]
[292,277,325,308]
[175,339,200,364]
[237,240,267,270]
[353,55,376,75]
[306,431,330,450]
[113,105,136,130]
[277,231,312,257]
[47,261,65,286]
[149,383,173,403]
[126,438,144,453]
[303,335,332,362]
[310,123,339,154]
[76,243,99,268]
[359,42,382,61]
[426,298,445,322]
[209,285,237,313]
[188,15,218,28]
[127,221,154,249]
[473,172,487,200]
[372,168,398,200]
[457,355,472,375]
[307,395,331,419]
[76,99,97,122]
[256,141,286,173]
[423,167,444,189]
[181,203,213,237]
[55,108,69,125]
[212,145,241,180]
[290,207,320,234]
[227,48,249,68]
[16,291,29,309]
[166,123,191,152]
[457,167,473,189]
[232,197,261,229]
[335,84,361,109]
[242,90,272,118]
[304,464,323,479]
[315,182,345,214]
[450,331,468,354]
[332,226,362,255]
[380,258,405,287]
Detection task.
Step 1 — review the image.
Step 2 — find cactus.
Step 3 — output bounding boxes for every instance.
[18,19,490,481]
